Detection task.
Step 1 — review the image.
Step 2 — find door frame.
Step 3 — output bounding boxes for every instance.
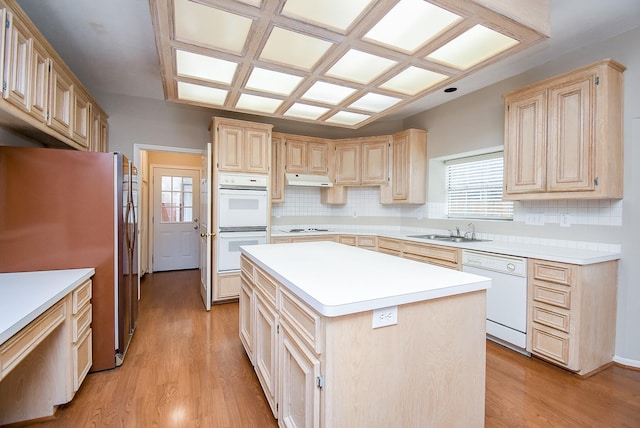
[149,164,201,273]
[133,145,205,284]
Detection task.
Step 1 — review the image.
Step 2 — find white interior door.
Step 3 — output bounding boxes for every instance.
[199,143,212,310]
[152,167,200,272]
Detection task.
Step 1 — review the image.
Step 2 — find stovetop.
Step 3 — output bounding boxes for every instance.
[288,228,329,233]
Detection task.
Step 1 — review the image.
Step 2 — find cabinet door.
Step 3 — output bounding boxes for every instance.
[49,60,73,137]
[91,108,109,152]
[217,123,244,171]
[72,88,90,149]
[279,322,320,428]
[285,139,306,173]
[3,13,32,113]
[307,142,329,174]
[390,133,408,200]
[504,90,547,194]
[29,38,49,123]
[335,143,360,185]
[361,139,388,184]
[547,76,595,192]
[239,278,254,364]
[245,128,270,174]
[255,292,278,416]
[271,136,285,202]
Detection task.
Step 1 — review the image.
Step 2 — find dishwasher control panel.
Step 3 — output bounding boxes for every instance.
[462,250,527,277]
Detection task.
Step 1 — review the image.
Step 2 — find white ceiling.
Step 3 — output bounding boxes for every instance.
[16,0,640,127]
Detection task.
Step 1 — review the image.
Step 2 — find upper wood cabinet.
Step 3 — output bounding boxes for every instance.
[334,142,360,185]
[380,129,427,204]
[271,133,285,203]
[284,135,329,175]
[212,117,272,174]
[0,0,108,151]
[504,59,625,200]
[90,103,109,153]
[334,136,389,186]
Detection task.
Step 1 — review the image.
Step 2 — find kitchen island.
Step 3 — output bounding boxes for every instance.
[239,241,491,427]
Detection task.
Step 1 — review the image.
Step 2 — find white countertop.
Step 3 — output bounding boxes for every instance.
[271,227,620,265]
[241,241,490,317]
[0,268,95,345]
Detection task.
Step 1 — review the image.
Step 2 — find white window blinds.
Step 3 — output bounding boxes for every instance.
[445,152,513,220]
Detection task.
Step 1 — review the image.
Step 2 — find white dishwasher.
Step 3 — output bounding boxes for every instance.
[462,250,529,354]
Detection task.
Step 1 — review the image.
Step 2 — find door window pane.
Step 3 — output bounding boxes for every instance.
[160,175,194,223]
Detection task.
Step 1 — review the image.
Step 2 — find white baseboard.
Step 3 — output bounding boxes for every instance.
[613,355,640,369]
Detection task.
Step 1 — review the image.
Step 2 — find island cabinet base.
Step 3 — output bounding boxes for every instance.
[240,254,487,427]
[321,292,486,427]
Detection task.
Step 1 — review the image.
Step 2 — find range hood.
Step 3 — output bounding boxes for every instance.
[285,173,333,187]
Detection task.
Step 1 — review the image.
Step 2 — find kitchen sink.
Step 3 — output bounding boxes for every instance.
[408,234,491,243]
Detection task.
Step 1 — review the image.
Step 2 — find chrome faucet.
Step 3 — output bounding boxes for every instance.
[464,223,476,240]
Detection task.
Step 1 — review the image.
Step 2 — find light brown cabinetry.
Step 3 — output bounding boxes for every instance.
[334,137,389,186]
[504,59,625,200]
[285,136,329,175]
[271,133,285,203]
[0,278,93,425]
[338,235,376,250]
[380,129,427,204]
[90,104,109,152]
[213,117,272,174]
[527,259,617,375]
[0,0,109,151]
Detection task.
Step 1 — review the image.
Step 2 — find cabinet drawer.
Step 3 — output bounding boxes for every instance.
[270,237,291,244]
[532,260,575,286]
[357,236,376,248]
[338,235,357,246]
[73,303,92,342]
[532,281,571,309]
[403,242,459,264]
[73,329,92,391]
[0,298,66,380]
[72,279,92,314]
[255,268,277,305]
[531,324,570,366]
[279,288,322,354]
[377,237,402,252]
[532,303,570,333]
[240,255,254,282]
[403,253,459,270]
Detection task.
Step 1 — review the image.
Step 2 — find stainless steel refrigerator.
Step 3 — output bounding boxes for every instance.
[0,146,138,371]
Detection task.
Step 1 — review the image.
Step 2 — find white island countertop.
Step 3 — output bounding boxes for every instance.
[240,241,490,317]
[0,268,95,345]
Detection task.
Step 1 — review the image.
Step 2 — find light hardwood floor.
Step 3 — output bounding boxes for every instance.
[29,270,640,427]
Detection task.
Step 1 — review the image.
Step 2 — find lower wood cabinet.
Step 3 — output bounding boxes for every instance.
[527,259,617,375]
[377,237,461,270]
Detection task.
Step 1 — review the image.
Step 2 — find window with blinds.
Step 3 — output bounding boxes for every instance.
[445,152,513,220]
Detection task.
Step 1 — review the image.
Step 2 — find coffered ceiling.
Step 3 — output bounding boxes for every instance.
[150,0,550,128]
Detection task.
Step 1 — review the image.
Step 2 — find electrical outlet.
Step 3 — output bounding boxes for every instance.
[353,210,358,218]
[372,306,398,329]
[560,214,571,227]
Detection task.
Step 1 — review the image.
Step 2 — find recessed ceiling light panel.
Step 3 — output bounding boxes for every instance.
[175,50,237,84]
[236,94,283,114]
[301,81,358,105]
[350,93,402,113]
[427,24,520,70]
[260,27,333,70]
[282,0,374,32]
[326,49,397,84]
[177,82,227,105]
[364,0,462,53]
[245,67,304,96]
[284,103,330,120]
[380,66,448,95]
[326,111,370,126]
[173,0,252,53]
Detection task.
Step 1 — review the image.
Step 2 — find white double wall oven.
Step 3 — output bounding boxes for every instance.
[216,173,268,272]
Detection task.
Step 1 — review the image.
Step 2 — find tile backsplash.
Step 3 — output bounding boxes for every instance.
[272,186,623,227]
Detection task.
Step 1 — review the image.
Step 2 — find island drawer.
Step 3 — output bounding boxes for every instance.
[279,287,322,354]
[0,297,66,380]
[72,279,92,314]
[240,255,254,281]
[255,268,277,305]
